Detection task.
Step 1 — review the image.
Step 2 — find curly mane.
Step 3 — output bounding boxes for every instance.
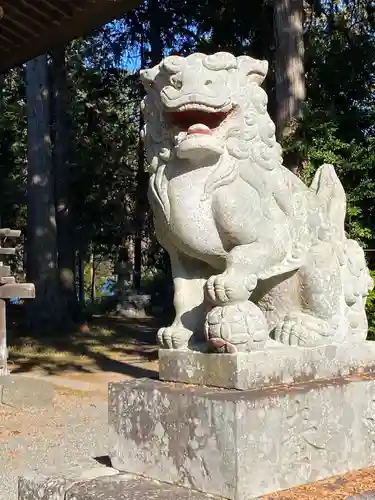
[141,53,297,222]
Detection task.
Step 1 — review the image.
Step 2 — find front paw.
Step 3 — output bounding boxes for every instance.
[157,325,193,350]
[205,270,257,305]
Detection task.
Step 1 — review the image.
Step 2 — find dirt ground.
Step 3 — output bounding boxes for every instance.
[262,469,375,499]
[5,314,375,499]
[7,314,160,380]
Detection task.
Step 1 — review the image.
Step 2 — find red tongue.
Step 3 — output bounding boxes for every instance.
[168,110,228,129]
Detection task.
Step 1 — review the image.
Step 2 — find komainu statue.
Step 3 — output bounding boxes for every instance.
[140,52,373,352]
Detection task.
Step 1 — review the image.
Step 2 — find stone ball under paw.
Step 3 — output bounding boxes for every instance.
[204,301,269,353]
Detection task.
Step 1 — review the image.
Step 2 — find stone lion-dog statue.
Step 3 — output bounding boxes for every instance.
[140,51,373,352]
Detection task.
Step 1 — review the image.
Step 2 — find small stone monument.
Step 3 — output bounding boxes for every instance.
[18,52,375,499]
[0,228,35,375]
[0,228,53,410]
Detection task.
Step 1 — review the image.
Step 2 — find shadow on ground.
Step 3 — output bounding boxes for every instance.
[6,306,162,378]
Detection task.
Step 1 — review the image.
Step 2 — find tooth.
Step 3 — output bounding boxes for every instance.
[170,102,231,113]
[188,123,211,131]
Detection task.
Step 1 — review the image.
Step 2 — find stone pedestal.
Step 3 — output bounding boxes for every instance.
[18,342,375,499]
[159,341,375,390]
[109,371,375,499]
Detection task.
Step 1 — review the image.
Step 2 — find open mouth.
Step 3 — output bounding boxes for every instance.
[166,105,232,135]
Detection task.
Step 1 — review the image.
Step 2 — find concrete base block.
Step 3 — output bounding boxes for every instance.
[109,376,375,500]
[0,375,54,408]
[18,462,211,500]
[18,459,118,500]
[159,341,375,390]
[66,475,213,499]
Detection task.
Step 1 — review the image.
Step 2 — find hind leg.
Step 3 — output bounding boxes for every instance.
[275,242,348,346]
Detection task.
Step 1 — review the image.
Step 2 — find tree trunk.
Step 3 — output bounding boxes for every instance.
[90,252,96,302]
[133,0,164,292]
[78,249,85,305]
[133,112,146,292]
[148,0,164,64]
[133,46,146,291]
[51,46,79,323]
[148,2,172,301]
[26,55,62,332]
[274,0,306,154]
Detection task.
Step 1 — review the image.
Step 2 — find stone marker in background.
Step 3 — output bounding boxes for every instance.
[0,228,53,410]
[0,228,35,376]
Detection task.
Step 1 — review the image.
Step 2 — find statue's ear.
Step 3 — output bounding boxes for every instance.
[140,65,160,87]
[237,56,268,85]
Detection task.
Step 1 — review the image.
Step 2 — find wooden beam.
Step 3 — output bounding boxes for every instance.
[16,0,62,27]
[0,33,14,45]
[5,4,47,30]
[19,0,53,21]
[37,0,73,18]
[5,16,39,37]
[0,0,141,73]
[0,23,29,42]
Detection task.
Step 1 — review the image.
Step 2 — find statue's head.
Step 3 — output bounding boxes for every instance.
[140,52,279,171]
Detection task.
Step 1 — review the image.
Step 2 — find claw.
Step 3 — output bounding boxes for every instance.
[275,313,336,347]
[157,325,192,350]
[157,327,173,348]
[205,270,256,305]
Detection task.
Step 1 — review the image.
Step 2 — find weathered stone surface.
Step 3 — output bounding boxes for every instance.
[159,341,375,390]
[66,474,213,499]
[109,377,375,500]
[140,51,373,352]
[348,493,375,500]
[18,460,118,500]
[0,375,54,408]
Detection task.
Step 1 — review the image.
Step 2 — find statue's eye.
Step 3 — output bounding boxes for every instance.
[205,79,213,86]
[170,75,182,90]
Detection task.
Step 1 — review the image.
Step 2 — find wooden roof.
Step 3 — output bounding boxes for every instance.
[0,0,140,73]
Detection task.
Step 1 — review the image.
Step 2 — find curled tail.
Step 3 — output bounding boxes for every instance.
[311,164,373,339]
[310,163,346,243]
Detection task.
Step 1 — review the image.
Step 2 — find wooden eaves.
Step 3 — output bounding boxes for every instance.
[0,0,140,74]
